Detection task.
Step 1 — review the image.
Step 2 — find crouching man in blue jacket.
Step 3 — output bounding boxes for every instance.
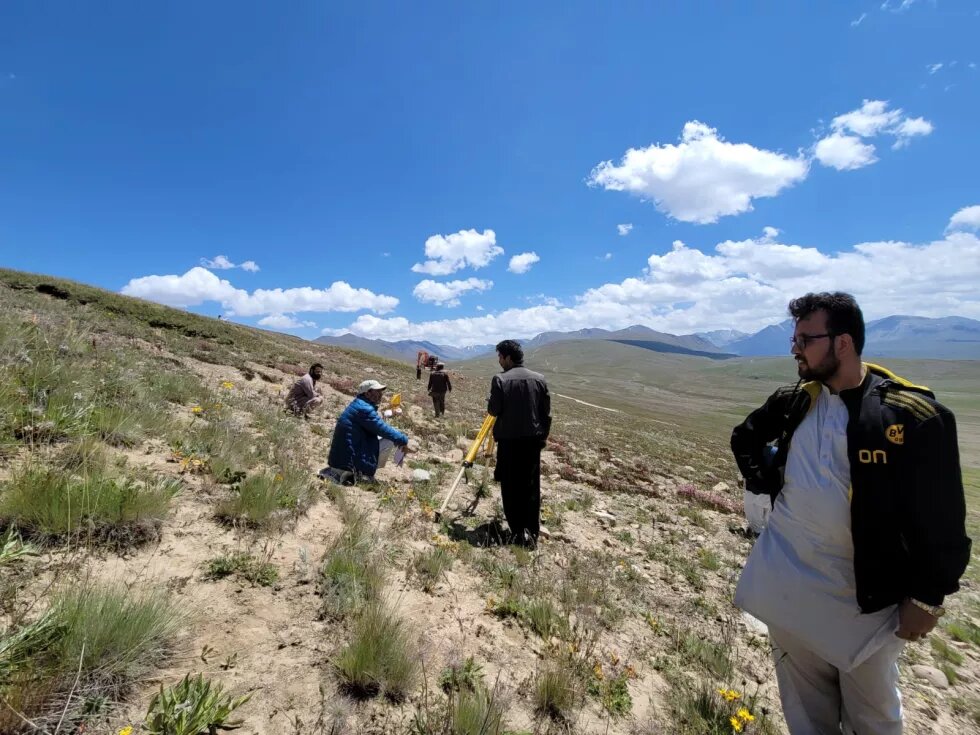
[320,379,411,484]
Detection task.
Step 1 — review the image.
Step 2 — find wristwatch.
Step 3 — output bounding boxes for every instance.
[909,598,946,618]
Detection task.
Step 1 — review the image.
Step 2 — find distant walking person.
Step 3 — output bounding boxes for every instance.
[731,292,970,734]
[487,340,551,547]
[285,363,324,417]
[427,362,452,416]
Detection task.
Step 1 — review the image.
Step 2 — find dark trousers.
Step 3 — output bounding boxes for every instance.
[431,392,446,416]
[494,437,542,542]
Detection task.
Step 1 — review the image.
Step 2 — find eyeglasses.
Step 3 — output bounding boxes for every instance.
[790,333,834,350]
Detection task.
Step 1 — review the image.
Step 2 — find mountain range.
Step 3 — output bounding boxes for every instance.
[315,315,980,363]
[312,333,494,364]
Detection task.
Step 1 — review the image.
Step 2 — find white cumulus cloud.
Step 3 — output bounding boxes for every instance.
[508,252,540,274]
[617,223,633,236]
[121,266,398,317]
[927,62,944,74]
[947,205,980,233]
[588,121,809,224]
[258,314,317,329]
[413,278,493,307]
[891,117,933,148]
[830,99,903,138]
[814,100,933,168]
[411,229,503,275]
[200,255,260,272]
[814,133,878,171]
[325,212,980,346]
[851,12,867,26]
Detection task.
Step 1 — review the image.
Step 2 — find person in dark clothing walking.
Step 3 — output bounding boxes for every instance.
[427,362,452,416]
[487,340,551,547]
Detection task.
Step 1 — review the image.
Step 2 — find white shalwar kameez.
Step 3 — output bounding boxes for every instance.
[735,384,905,735]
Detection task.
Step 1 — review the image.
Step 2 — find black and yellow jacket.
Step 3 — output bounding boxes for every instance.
[731,363,971,614]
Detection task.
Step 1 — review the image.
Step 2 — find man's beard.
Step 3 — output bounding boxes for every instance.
[797,345,840,383]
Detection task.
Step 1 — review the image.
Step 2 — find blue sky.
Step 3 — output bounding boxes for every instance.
[1,1,978,346]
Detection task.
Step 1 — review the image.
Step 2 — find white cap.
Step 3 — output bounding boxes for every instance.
[357,379,387,394]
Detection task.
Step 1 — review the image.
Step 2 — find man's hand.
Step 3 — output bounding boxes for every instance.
[400,443,414,454]
[896,599,940,642]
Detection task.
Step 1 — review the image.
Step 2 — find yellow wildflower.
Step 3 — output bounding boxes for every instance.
[592,662,604,680]
[191,405,203,414]
[221,381,234,389]
[737,707,755,722]
[609,652,620,666]
[718,688,741,702]
[118,727,134,735]
[730,716,744,733]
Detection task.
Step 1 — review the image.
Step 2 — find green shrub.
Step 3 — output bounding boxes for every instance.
[533,662,577,721]
[0,466,178,547]
[666,682,774,735]
[0,582,182,729]
[587,669,632,717]
[678,505,711,529]
[439,656,484,694]
[523,598,568,640]
[335,603,418,702]
[53,436,110,474]
[946,619,980,646]
[143,673,251,735]
[215,470,314,530]
[931,635,964,666]
[412,547,453,593]
[0,526,36,567]
[48,583,182,689]
[672,630,733,679]
[87,404,143,447]
[205,553,279,587]
[0,609,61,685]
[698,548,721,571]
[319,513,384,619]
[451,685,506,735]
[145,370,208,406]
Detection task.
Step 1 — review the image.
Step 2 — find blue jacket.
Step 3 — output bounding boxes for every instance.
[327,396,409,477]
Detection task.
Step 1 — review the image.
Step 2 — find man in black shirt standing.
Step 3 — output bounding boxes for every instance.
[427,362,452,416]
[487,340,551,547]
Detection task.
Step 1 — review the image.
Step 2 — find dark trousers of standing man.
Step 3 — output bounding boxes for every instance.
[494,437,542,544]
[431,392,446,416]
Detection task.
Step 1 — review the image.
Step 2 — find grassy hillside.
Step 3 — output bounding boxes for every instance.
[1,268,978,734]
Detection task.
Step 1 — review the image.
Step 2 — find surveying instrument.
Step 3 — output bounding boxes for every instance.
[435,414,496,520]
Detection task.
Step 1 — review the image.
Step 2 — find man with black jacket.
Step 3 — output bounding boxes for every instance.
[487,340,551,547]
[427,362,452,416]
[731,292,970,734]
